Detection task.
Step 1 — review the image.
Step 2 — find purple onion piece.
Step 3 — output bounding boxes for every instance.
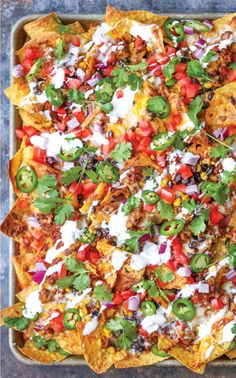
[158,243,167,254]
[225,269,236,280]
[196,37,206,48]
[176,266,192,277]
[185,185,199,194]
[139,234,151,243]
[195,48,204,59]
[198,283,209,293]
[213,127,228,141]
[87,72,101,86]
[12,64,24,78]
[66,117,80,130]
[128,296,140,311]
[32,271,46,284]
[203,19,213,30]
[183,25,194,35]
[219,215,231,228]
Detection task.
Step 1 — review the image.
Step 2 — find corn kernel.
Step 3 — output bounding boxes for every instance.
[200,172,207,180]
[161,177,169,187]
[127,311,133,316]
[107,346,115,354]
[211,161,216,165]
[181,194,189,201]
[104,329,112,338]
[204,82,212,89]
[79,62,87,69]
[80,307,88,317]
[196,164,201,172]
[174,198,181,207]
[204,158,211,165]
[210,175,217,182]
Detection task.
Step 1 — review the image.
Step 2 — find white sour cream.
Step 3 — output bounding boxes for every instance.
[109,86,136,120]
[82,316,99,335]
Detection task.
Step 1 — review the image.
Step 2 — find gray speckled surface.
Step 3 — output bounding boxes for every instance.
[1,1,236,377]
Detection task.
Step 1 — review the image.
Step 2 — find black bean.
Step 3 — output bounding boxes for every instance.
[208,92,215,101]
[198,237,206,242]
[202,101,209,109]
[189,241,197,249]
[206,166,214,174]
[108,131,114,137]
[181,56,191,63]
[175,174,182,184]
[194,173,202,183]
[46,157,57,165]
[229,96,235,105]
[92,310,99,317]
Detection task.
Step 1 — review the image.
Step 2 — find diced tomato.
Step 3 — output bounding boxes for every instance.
[155,53,170,65]
[172,113,182,126]
[33,147,46,164]
[138,325,148,337]
[173,184,186,193]
[228,69,236,82]
[155,152,167,168]
[143,203,156,213]
[120,289,135,300]
[139,120,153,137]
[72,36,81,47]
[165,121,176,133]
[176,62,187,73]
[134,136,152,153]
[116,89,123,98]
[76,247,88,262]
[147,57,161,73]
[135,35,143,47]
[166,46,176,56]
[43,60,54,75]
[178,40,188,48]
[21,58,33,72]
[56,122,67,132]
[101,138,115,155]
[156,279,166,289]
[103,65,114,77]
[87,250,100,264]
[227,125,236,136]
[178,164,193,180]
[127,129,142,144]
[107,53,116,64]
[22,126,38,137]
[59,264,67,278]
[209,206,224,225]
[74,110,85,123]
[69,182,82,196]
[82,181,98,199]
[171,237,188,267]
[210,298,224,311]
[231,277,236,284]
[185,83,200,99]
[51,314,65,333]
[18,199,29,210]
[171,237,183,254]
[25,48,40,60]
[165,261,176,272]
[112,292,123,305]
[66,78,82,89]
[187,276,195,284]
[72,211,79,221]
[15,128,25,139]
[159,187,176,204]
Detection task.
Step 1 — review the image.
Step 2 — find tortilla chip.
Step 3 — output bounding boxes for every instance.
[4,78,30,108]
[121,152,162,173]
[19,340,66,363]
[16,285,39,302]
[203,13,236,40]
[55,330,82,355]
[226,347,236,359]
[0,199,30,241]
[205,82,236,129]
[80,183,108,214]
[115,350,167,368]
[19,109,52,130]
[81,318,126,373]
[97,259,117,288]
[13,253,35,288]
[105,5,168,27]
[0,302,24,326]
[115,258,145,291]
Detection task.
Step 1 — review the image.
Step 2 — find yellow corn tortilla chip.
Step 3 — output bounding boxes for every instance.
[105,5,168,27]
[226,347,236,359]
[0,302,24,326]
[19,340,66,363]
[205,82,236,129]
[55,330,82,355]
[16,284,39,302]
[121,152,162,173]
[115,258,145,291]
[203,13,236,39]
[81,318,126,373]
[4,78,30,109]
[0,199,30,241]
[115,350,167,368]
[19,109,52,130]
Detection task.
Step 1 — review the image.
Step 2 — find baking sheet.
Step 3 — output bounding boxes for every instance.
[8,12,236,366]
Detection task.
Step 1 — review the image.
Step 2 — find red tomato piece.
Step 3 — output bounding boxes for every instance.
[173,184,186,193]
[139,120,153,137]
[21,58,33,73]
[185,83,200,99]
[30,238,44,251]
[66,78,82,89]
[72,211,79,221]
[210,298,224,310]
[56,122,67,132]
[59,264,67,278]
[18,199,29,210]
[72,36,81,47]
[172,113,182,126]
[33,147,46,164]
[178,164,193,180]
[103,65,114,77]
[101,138,115,155]
[166,46,176,56]
[22,126,38,137]
[176,62,187,73]
[227,125,236,136]
[143,203,156,213]
[25,48,40,60]
[82,182,98,199]
[121,289,135,300]
[69,182,82,196]
[74,110,85,123]
[138,325,148,337]
[159,187,176,204]
[228,69,236,82]
[15,128,25,139]
[29,226,43,240]
[87,251,100,264]
[209,206,224,225]
[51,314,65,333]
[112,292,123,305]
[107,53,116,64]
[116,89,123,98]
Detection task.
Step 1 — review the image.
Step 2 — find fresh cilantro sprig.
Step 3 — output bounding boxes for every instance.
[56,256,90,291]
[3,316,30,331]
[187,60,214,82]
[105,318,137,350]
[26,58,43,81]
[157,200,174,220]
[210,145,229,158]
[132,278,173,301]
[94,284,112,301]
[188,95,203,128]
[154,267,175,283]
[67,89,85,105]
[182,198,197,213]
[33,335,70,356]
[110,142,132,163]
[200,181,230,205]
[189,208,210,236]
[122,195,141,216]
[228,243,236,267]
[55,39,64,61]
[111,62,146,91]
[162,57,180,79]
[124,229,149,253]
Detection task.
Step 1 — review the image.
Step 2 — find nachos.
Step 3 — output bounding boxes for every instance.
[1,6,236,373]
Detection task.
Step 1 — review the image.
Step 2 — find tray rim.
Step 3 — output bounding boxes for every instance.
[8,11,236,367]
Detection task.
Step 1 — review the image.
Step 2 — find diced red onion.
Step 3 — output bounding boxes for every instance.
[177,267,192,277]
[226,269,236,280]
[158,243,167,254]
[182,153,200,166]
[196,38,206,48]
[102,301,115,308]
[204,250,213,257]
[183,25,194,35]
[128,296,140,311]
[219,215,231,228]
[32,270,46,284]
[139,234,151,243]
[76,68,85,81]
[87,72,101,87]
[12,64,24,78]
[194,48,204,59]
[185,185,199,194]
[203,19,213,30]
[35,262,47,272]
[66,117,80,130]
[198,283,209,293]
[33,327,41,332]
[213,127,228,141]
[93,123,103,133]
[28,217,41,229]
[121,198,127,204]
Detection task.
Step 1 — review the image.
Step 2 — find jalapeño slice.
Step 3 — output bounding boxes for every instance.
[78,229,96,244]
[45,84,64,107]
[151,344,170,357]
[141,301,157,316]
[151,132,176,151]
[142,190,159,204]
[164,19,185,43]
[185,20,210,32]
[191,253,210,273]
[160,220,184,236]
[63,308,81,330]
[96,161,119,183]
[172,298,196,321]
[58,146,82,161]
[16,166,38,193]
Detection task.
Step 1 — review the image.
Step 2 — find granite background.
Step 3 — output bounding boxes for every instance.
[1,0,236,377]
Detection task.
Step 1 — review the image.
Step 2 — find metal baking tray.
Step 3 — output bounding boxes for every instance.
[8,12,236,367]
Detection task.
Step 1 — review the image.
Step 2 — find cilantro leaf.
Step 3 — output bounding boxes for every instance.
[173,133,186,150]
[55,39,64,61]
[95,81,115,104]
[99,102,113,113]
[231,323,236,334]
[86,170,99,183]
[228,243,236,267]
[132,278,152,292]
[158,200,174,220]
[210,145,229,158]
[64,256,86,273]
[94,284,113,301]
[67,89,85,105]
[155,267,175,283]
[54,203,74,225]
[110,142,132,163]
[148,281,159,297]
[122,195,141,215]
[124,229,147,252]
[111,68,129,88]
[26,58,43,81]
[73,273,90,291]
[127,73,143,90]
[162,57,180,79]
[36,175,57,197]
[47,340,60,353]
[182,198,197,213]
[202,50,217,64]
[200,181,230,204]
[61,166,82,186]
[188,95,203,128]
[187,60,214,82]
[125,62,147,71]
[221,170,235,184]
[34,197,57,214]
[105,318,137,350]
[189,215,207,236]
[57,24,72,34]
[33,335,47,349]
[56,274,77,289]
[4,316,30,331]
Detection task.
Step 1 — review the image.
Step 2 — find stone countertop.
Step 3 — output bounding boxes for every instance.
[1,0,236,377]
